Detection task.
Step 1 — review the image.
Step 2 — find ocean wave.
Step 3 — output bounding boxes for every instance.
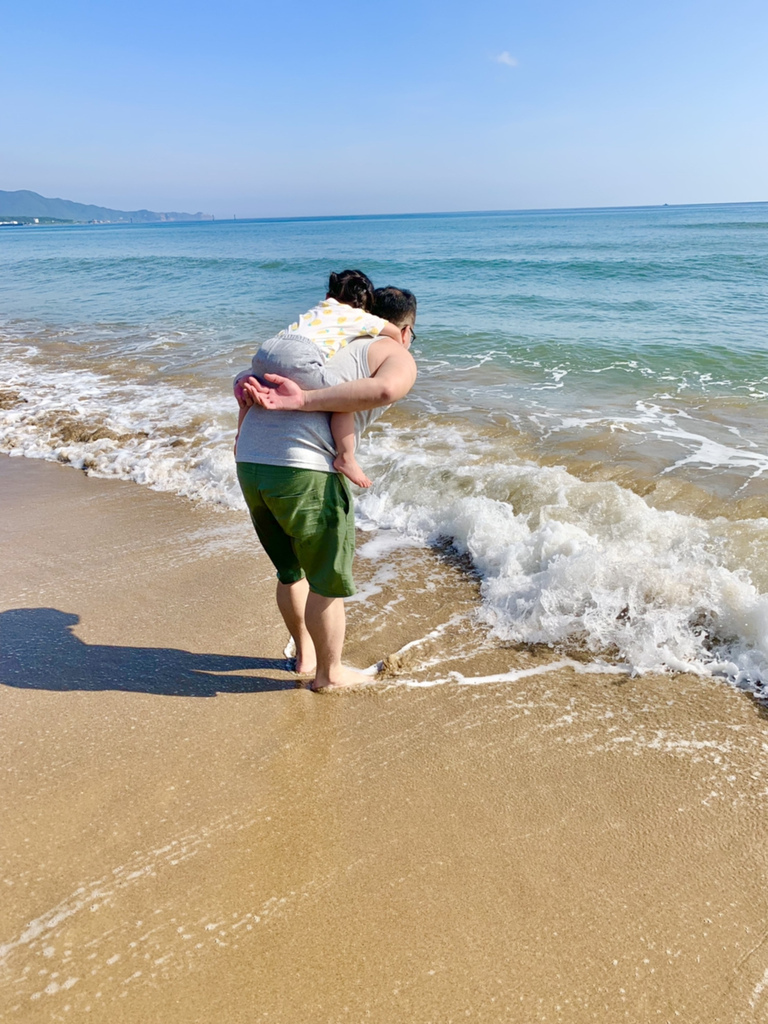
[357,423,768,690]
[368,254,768,283]
[672,221,768,231]
[0,357,243,508]
[535,400,768,482]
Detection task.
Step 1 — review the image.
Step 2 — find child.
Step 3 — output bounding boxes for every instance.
[236,269,403,487]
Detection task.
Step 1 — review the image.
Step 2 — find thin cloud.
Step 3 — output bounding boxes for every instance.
[494,51,518,68]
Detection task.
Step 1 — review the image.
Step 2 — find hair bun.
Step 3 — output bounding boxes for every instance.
[327,269,375,311]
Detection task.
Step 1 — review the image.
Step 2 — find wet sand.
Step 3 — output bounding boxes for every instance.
[2,454,768,1023]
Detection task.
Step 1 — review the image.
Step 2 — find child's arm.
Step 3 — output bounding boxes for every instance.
[378,322,402,343]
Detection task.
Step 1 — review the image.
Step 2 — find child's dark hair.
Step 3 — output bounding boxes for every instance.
[371,286,417,327]
[327,269,375,312]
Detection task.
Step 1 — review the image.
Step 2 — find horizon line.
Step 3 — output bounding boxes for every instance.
[215,198,767,224]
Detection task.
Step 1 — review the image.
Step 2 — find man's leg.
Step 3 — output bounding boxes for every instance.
[275,577,316,674]
[237,463,311,673]
[240,464,368,689]
[304,592,370,691]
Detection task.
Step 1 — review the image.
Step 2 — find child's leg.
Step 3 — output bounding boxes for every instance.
[331,412,372,488]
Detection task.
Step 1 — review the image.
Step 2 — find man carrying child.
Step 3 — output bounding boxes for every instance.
[235,280,418,691]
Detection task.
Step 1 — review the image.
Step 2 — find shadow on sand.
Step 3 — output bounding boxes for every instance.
[0,608,297,696]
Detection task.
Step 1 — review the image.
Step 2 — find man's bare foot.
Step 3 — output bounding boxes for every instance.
[293,655,317,676]
[284,638,316,676]
[311,665,373,692]
[333,454,372,489]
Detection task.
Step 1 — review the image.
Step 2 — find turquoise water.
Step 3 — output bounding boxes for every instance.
[2,203,768,685]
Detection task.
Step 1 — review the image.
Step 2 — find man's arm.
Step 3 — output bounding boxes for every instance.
[245,339,417,413]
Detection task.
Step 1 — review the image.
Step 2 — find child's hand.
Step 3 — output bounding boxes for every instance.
[234,378,250,408]
[379,322,402,343]
[234,375,269,408]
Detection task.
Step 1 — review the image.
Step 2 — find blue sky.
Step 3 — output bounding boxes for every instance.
[2,0,767,217]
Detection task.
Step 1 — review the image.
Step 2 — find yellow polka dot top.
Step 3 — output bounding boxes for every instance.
[280,297,388,359]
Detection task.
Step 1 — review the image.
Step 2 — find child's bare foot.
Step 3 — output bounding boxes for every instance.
[333,454,372,488]
[311,665,373,692]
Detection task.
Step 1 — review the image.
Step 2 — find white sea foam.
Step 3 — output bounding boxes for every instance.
[0,352,245,508]
[539,399,768,482]
[390,657,630,688]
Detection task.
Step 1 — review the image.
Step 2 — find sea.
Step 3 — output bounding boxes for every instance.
[2,204,768,690]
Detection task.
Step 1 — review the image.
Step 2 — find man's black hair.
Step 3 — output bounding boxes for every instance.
[371,286,417,327]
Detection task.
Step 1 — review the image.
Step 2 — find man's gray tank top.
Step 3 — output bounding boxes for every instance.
[234,336,384,472]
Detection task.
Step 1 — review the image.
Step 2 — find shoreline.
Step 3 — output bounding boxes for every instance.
[2,454,768,1022]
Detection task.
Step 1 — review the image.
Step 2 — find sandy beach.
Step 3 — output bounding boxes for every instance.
[2,453,768,1023]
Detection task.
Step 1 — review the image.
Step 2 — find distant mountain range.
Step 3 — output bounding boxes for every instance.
[0,189,213,223]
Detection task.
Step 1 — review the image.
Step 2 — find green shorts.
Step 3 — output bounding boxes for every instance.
[236,462,356,598]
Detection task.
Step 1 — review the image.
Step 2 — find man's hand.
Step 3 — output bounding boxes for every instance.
[252,374,307,410]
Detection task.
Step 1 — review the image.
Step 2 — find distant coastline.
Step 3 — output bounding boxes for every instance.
[0,189,213,225]
[2,193,766,229]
